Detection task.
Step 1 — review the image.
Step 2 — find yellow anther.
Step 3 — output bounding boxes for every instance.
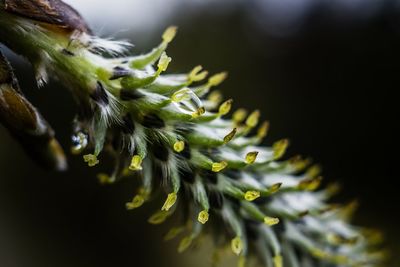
[207,90,223,104]
[208,72,228,87]
[246,110,260,128]
[339,200,359,220]
[157,52,172,72]
[233,108,248,124]
[178,236,193,253]
[223,128,237,144]
[162,26,178,43]
[188,65,208,83]
[245,151,258,164]
[212,161,228,172]
[164,226,185,241]
[298,177,322,191]
[309,177,322,191]
[189,65,202,78]
[269,183,282,194]
[198,210,209,224]
[97,173,113,185]
[264,216,280,226]
[244,191,261,201]
[311,248,328,259]
[173,141,185,153]
[289,156,311,172]
[327,234,347,245]
[162,192,178,211]
[273,139,289,160]
[83,154,99,167]
[219,99,233,116]
[192,107,205,118]
[257,121,270,139]
[326,182,341,196]
[121,168,131,177]
[306,164,322,178]
[129,155,143,171]
[171,88,191,102]
[126,195,145,210]
[148,210,169,225]
[273,254,283,267]
[363,229,384,245]
[231,236,243,256]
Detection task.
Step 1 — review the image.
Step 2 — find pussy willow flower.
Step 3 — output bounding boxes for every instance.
[0,1,386,267]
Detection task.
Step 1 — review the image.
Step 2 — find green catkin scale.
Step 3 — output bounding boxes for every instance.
[0,1,386,266]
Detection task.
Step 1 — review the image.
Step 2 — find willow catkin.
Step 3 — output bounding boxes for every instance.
[0,2,386,266]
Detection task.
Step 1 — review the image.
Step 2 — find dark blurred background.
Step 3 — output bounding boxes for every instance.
[0,0,399,266]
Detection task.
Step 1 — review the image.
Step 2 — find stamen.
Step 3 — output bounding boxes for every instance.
[245,151,258,164]
[171,88,191,102]
[269,183,282,194]
[257,121,270,139]
[306,164,322,178]
[231,236,243,256]
[97,173,113,185]
[272,139,289,160]
[157,52,172,74]
[129,155,143,171]
[83,154,99,167]
[164,226,185,241]
[207,91,223,104]
[198,210,209,224]
[233,108,248,124]
[223,128,237,144]
[148,210,169,224]
[173,141,185,153]
[212,161,228,172]
[219,99,233,116]
[188,65,208,83]
[244,191,261,201]
[264,216,280,226]
[246,110,260,128]
[178,236,193,253]
[126,195,145,210]
[192,107,205,118]
[298,177,323,191]
[208,72,228,87]
[162,26,178,44]
[162,193,178,211]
